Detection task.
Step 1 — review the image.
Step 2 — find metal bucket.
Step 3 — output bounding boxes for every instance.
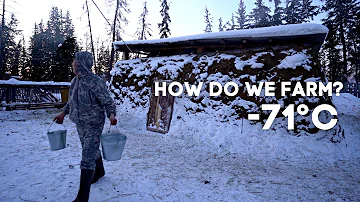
[47,123,67,151]
[100,131,127,161]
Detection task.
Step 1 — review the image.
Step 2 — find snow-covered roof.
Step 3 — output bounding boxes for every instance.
[0,78,70,86]
[114,23,328,46]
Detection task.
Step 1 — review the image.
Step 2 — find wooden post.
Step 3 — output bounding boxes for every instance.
[5,87,9,103]
[358,83,360,98]
[343,82,348,93]
[11,87,16,102]
[354,83,358,97]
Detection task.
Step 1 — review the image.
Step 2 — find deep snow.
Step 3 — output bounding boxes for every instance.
[0,93,359,201]
[0,79,70,86]
[114,23,328,46]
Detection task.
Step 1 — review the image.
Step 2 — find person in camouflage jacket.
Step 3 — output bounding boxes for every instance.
[54,51,117,202]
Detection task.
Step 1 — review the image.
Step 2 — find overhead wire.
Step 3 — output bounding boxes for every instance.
[89,0,133,53]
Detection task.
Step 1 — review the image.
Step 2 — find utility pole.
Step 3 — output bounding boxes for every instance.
[0,0,6,79]
[85,0,96,72]
[108,0,119,81]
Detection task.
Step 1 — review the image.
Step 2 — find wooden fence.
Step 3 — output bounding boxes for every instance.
[342,82,360,98]
[0,82,70,110]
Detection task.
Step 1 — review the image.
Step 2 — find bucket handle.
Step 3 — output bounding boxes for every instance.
[107,124,119,133]
[48,121,67,133]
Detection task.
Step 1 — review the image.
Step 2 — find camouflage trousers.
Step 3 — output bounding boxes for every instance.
[76,123,104,170]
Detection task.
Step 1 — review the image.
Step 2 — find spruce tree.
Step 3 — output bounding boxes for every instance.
[83,32,91,51]
[347,1,360,82]
[321,25,343,82]
[249,0,272,28]
[10,40,21,76]
[284,0,303,24]
[158,0,171,38]
[19,35,30,80]
[28,7,76,81]
[218,17,224,32]
[230,13,236,30]
[322,0,359,81]
[204,6,213,33]
[284,0,319,24]
[1,14,20,76]
[300,0,320,22]
[235,0,247,29]
[270,0,284,25]
[47,7,63,57]
[135,1,152,40]
[29,20,52,81]
[63,11,75,39]
[223,21,232,31]
[96,42,110,77]
[52,37,79,81]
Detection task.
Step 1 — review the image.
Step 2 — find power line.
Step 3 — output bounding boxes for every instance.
[89,0,132,53]
[90,0,111,28]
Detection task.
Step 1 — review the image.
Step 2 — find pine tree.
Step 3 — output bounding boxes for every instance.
[223,21,232,31]
[204,6,213,33]
[63,11,75,39]
[1,14,20,76]
[19,35,30,80]
[235,0,247,29]
[300,0,320,23]
[30,21,51,81]
[106,0,130,37]
[347,1,360,82]
[321,25,343,82]
[284,0,319,24]
[158,0,171,38]
[29,21,48,81]
[107,0,131,80]
[47,7,64,56]
[284,0,303,24]
[96,42,110,77]
[218,17,224,32]
[269,0,284,25]
[230,13,236,30]
[135,1,152,40]
[9,40,21,76]
[322,0,359,81]
[28,7,76,81]
[52,37,79,81]
[249,0,272,28]
[83,32,91,51]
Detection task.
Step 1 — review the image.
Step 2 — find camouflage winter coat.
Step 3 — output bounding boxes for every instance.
[63,52,116,125]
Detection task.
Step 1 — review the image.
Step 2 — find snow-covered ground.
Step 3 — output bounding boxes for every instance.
[0,93,359,202]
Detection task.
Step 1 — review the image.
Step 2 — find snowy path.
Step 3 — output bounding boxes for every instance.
[0,94,360,201]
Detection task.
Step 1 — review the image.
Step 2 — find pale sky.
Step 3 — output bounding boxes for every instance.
[4,0,325,47]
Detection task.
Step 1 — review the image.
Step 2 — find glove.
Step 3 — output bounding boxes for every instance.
[53,112,65,124]
[109,114,117,125]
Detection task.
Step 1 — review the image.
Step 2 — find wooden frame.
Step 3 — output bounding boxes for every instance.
[0,83,69,110]
[146,80,175,134]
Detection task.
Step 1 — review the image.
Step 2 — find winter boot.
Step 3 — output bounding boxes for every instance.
[73,169,94,202]
[92,157,105,184]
